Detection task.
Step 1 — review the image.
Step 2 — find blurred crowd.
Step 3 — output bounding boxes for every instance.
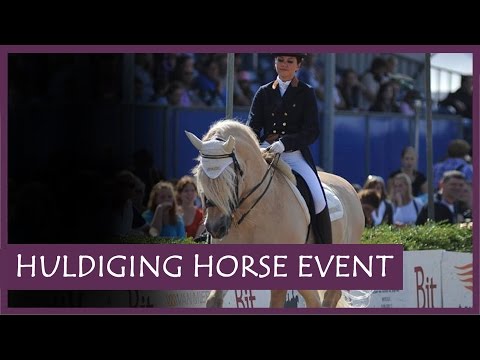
[355,139,473,229]
[9,53,473,121]
[131,53,473,118]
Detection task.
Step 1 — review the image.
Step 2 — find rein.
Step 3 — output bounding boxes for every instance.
[236,153,278,224]
[200,147,279,226]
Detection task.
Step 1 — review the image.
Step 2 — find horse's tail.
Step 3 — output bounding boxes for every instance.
[317,290,374,308]
[316,290,348,308]
[336,292,351,308]
[340,290,374,308]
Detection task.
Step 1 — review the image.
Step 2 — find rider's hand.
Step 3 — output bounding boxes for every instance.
[268,140,285,154]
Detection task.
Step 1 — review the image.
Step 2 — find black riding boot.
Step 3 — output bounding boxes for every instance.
[313,206,332,244]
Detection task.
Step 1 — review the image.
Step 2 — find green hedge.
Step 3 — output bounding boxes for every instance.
[119,222,473,252]
[361,222,472,252]
[119,236,200,244]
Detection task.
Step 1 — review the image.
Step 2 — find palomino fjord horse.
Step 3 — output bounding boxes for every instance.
[186,119,365,308]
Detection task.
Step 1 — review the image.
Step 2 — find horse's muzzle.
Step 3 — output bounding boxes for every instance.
[206,215,232,239]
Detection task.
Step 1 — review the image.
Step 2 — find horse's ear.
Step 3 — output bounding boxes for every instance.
[185,131,203,151]
[223,135,235,153]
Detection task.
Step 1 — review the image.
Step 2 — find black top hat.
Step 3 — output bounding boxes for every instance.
[272,53,307,60]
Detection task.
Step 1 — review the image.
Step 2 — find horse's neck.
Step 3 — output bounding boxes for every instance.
[242,159,269,195]
[244,163,291,216]
[229,171,307,244]
[232,158,272,220]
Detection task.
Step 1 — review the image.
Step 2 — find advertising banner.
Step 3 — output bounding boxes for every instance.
[441,252,473,308]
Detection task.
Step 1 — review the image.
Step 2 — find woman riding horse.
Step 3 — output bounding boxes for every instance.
[246,53,332,245]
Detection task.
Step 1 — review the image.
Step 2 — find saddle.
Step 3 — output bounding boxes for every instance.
[294,171,344,222]
[261,152,344,232]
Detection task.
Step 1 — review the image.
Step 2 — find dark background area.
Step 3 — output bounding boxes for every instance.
[7,54,165,306]
[8,54,146,244]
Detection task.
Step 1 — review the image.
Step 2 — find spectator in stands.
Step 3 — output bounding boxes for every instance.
[132,149,164,207]
[296,55,324,103]
[194,57,226,107]
[388,146,427,197]
[157,81,187,106]
[134,54,155,103]
[336,69,363,111]
[169,54,205,107]
[399,89,422,116]
[384,55,416,102]
[363,175,393,226]
[369,81,400,113]
[296,56,342,112]
[132,174,146,214]
[385,56,398,80]
[131,174,150,235]
[176,175,205,239]
[359,57,388,110]
[454,173,470,224]
[111,170,149,237]
[154,53,177,95]
[433,139,473,191]
[438,75,472,119]
[143,181,186,238]
[110,170,135,237]
[458,182,472,223]
[389,173,423,226]
[416,170,467,225]
[234,70,255,106]
[358,189,381,228]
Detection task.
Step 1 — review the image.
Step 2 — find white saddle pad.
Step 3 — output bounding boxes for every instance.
[323,183,344,222]
[282,175,344,224]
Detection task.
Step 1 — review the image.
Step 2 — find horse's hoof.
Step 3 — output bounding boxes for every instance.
[322,290,342,308]
[206,297,223,308]
[321,300,337,308]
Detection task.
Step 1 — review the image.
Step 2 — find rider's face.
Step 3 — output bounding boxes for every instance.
[275,56,300,81]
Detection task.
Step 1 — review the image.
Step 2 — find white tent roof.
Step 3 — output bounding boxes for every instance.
[398,53,472,75]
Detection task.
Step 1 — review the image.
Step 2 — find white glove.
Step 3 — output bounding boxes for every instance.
[268,140,285,154]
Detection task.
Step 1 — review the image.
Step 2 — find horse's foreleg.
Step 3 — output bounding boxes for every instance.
[270,290,288,308]
[298,290,322,308]
[322,290,342,308]
[206,290,227,308]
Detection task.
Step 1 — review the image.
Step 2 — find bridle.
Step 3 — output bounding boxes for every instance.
[201,137,279,226]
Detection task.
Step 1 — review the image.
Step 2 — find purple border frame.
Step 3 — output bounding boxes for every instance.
[0,44,477,315]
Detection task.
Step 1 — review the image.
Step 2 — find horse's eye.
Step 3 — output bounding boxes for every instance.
[205,198,216,208]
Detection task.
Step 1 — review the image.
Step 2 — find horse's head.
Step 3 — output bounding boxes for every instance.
[186,120,269,240]
[186,130,240,239]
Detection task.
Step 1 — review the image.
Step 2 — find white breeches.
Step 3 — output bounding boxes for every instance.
[281,150,326,213]
[261,142,326,213]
